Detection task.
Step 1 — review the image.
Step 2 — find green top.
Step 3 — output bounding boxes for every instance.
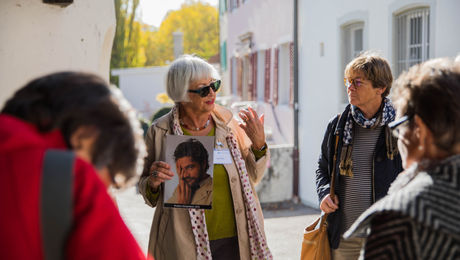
[146,125,267,241]
[183,127,237,240]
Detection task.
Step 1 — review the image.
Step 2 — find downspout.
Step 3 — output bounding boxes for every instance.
[293,0,300,202]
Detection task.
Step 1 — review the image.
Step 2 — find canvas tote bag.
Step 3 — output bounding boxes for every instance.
[300,133,340,260]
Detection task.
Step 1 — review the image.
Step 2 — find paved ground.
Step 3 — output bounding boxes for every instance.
[116,187,320,259]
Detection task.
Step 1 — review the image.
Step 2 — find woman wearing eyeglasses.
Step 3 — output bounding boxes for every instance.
[344,57,460,259]
[138,55,272,260]
[315,52,403,259]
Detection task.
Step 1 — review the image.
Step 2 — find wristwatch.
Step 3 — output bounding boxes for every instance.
[254,143,267,152]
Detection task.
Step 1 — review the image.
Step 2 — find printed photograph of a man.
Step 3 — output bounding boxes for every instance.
[165,137,213,208]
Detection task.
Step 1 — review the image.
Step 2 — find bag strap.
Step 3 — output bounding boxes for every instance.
[41,149,75,260]
[329,113,342,200]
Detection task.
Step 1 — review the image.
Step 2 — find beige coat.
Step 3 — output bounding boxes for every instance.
[138,105,269,260]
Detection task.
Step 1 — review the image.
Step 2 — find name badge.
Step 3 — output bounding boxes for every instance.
[214,149,233,164]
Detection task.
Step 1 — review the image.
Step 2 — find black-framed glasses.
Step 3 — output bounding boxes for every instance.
[388,114,414,137]
[188,80,221,97]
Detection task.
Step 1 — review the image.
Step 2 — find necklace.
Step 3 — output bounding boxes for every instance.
[180,115,211,131]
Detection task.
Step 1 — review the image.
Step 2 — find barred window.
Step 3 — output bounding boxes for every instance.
[395,7,430,76]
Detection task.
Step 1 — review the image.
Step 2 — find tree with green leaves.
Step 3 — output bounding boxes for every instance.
[111,0,143,84]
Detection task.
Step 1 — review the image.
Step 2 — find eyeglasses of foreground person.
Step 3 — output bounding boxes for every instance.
[388,114,414,138]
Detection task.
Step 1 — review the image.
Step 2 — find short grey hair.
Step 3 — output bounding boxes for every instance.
[166,54,220,102]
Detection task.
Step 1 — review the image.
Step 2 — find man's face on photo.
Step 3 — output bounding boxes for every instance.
[176,156,202,187]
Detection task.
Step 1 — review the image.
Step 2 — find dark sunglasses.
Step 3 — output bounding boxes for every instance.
[388,114,414,137]
[188,80,221,97]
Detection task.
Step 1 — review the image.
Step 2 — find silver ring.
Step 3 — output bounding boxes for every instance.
[151,170,159,178]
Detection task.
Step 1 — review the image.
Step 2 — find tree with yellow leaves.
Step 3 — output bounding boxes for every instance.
[110,0,218,85]
[144,0,219,66]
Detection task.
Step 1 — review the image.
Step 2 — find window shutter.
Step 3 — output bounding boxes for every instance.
[247,55,253,101]
[251,52,258,100]
[264,49,271,103]
[273,47,279,106]
[395,8,430,76]
[237,57,243,98]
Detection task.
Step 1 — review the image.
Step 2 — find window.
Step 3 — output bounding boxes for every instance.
[229,0,238,12]
[219,0,227,14]
[341,22,364,103]
[256,50,265,102]
[220,41,227,71]
[395,7,430,76]
[277,43,291,105]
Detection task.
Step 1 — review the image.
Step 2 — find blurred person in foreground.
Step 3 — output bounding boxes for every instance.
[315,52,403,259]
[167,138,212,205]
[0,72,149,259]
[138,54,272,259]
[344,57,460,259]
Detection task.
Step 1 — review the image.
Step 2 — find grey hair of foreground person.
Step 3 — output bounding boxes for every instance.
[166,54,220,102]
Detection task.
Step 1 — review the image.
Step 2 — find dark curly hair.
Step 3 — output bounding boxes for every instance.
[173,138,209,175]
[1,71,138,183]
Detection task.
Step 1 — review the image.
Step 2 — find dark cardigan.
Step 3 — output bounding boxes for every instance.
[315,105,403,249]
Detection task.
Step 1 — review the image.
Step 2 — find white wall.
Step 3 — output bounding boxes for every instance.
[427,0,460,57]
[298,0,460,207]
[223,0,294,146]
[0,0,115,106]
[227,0,293,58]
[112,67,170,120]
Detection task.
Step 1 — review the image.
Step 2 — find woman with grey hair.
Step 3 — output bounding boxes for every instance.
[344,57,460,259]
[138,54,272,259]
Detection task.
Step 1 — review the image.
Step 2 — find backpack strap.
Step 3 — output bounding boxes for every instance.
[41,149,75,260]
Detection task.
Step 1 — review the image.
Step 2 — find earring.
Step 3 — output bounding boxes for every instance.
[418,145,423,151]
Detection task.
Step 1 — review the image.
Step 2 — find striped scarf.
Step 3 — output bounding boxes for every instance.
[171,106,272,260]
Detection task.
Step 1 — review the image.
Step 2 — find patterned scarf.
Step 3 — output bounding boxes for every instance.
[339,98,397,177]
[171,106,272,260]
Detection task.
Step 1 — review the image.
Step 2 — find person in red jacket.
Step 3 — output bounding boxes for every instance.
[0,72,150,259]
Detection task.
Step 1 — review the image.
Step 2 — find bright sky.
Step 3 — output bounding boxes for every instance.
[139,0,219,28]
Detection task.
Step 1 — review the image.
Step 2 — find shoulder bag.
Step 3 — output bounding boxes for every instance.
[300,121,340,260]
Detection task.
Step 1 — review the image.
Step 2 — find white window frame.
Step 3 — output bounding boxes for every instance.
[395,7,430,76]
[341,22,364,104]
[278,43,291,105]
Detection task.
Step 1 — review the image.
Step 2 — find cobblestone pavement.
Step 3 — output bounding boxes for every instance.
[116,187,320,259]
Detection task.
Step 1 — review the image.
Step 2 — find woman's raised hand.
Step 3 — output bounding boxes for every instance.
[149,161,174,191]
[238,107,266,150]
